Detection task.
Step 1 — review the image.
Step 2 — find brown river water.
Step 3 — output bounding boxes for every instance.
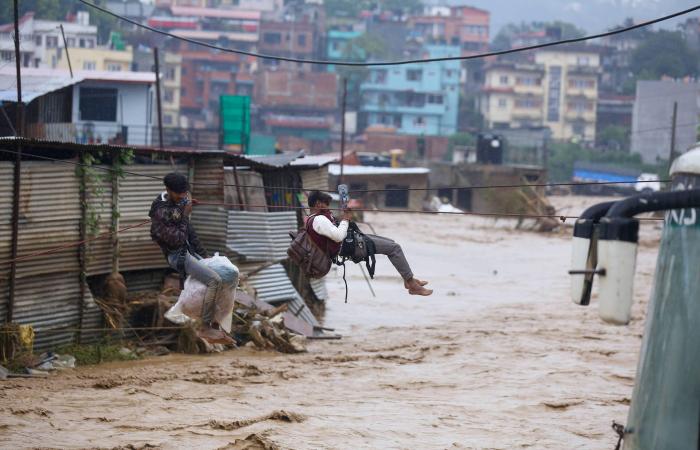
[0,196,662,449]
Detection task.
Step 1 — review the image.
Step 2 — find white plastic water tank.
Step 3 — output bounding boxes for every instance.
[597,239,638,325]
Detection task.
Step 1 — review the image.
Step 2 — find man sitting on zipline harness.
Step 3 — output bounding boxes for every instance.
[149,172,237,346]
[306,190,432,296]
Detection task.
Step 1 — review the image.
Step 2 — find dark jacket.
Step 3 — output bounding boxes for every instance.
[148,192,208,258]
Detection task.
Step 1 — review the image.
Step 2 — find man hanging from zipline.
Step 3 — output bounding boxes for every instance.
[149,172,237,345]
[304,190,432,296]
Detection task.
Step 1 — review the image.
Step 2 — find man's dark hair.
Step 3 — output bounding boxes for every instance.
[163,172,189,193]
[308,190,332,207]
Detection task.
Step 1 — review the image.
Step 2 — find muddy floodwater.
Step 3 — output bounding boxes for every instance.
[0,196,662,449]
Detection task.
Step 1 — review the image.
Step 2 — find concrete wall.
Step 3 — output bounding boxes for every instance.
[330,173,429,211]
[631,80,700,164]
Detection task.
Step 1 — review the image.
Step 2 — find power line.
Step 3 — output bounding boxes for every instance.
[77,0,700,67]
[0,147,671,194]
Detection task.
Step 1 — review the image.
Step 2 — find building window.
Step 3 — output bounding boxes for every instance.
[427,94,443,104]
[385,184,409,208]
[181,87,187,98]
[46,36,58,48]
[414,116,426,126]
[499,75,509,85]
[79,87,118,121]
[165,66,177,80]
[67,37,75,47]
[498,98,507,108]
[82,61,96,70]
[568,78,595,89]
[106,63,122,71]
[163,88,175,103]
[463,25,488,36]
[298,34,306,46]
[34,35,42,46]
[163,114,173,125]
[1,51,12,61]
[515,98,541,109]
[374,69,387,83]
[568,100,593,113]
[407,69,422,81]
[576,56,591,66]
[516,76,541,86]
[181,67,187,76]
[264,32,282,45]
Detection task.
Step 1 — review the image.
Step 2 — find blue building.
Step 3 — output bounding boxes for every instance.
[360,46,461,136]
[327,29,363,62]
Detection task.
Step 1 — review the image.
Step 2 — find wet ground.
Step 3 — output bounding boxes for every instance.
[0,196,662,449]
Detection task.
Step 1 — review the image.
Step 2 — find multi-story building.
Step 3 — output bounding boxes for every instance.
[360,46,461,137]
[536,45,600,142]
[149,5,261,52]
[480,45,601,142]
[0,11,97,69]
[259,2,326,72]
[254,70,338,146]
[156,5,260,128]
[154,0,281,9]
[408,6,489,56]
[631,80,700,164]
[161,52,183,128]
[48,44,133,72]
[480,61,546,129]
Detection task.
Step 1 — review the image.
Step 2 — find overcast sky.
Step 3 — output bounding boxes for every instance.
[424,0,700,36]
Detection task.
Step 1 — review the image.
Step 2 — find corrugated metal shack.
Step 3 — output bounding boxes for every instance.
[0,140,341,350]
[193,151,339,325]
[0,138,223,350]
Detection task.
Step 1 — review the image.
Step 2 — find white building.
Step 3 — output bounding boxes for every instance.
[0,67,156,146]
[0,12,97,69]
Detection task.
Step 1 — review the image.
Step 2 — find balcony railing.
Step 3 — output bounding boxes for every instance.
[24,123,224,150]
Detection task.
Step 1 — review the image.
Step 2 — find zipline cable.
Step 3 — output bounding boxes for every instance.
[76,0,700,67]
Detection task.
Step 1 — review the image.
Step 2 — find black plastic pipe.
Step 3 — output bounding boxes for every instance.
[605,189,700,219]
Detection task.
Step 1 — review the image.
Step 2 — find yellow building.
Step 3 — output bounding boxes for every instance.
[48,46,133,72]
[535,45,600,142]
[480,61,546,129]
[161,51,182,127]
[481,45,601,142]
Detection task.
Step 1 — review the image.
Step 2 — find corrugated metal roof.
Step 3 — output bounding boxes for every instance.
[328,164,430,175]
[0,67,156,103]
[290,154,340,168]
[0,137,225,155]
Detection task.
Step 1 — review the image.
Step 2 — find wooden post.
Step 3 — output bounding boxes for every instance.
[59,24,73,78]
[153,47,165,151]
[111,151,120,273]
[668,101,678,175]
[7,0,23,323]
[77,152,87,343]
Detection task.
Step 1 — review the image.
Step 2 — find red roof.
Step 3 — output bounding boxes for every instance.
[0,12,33,33]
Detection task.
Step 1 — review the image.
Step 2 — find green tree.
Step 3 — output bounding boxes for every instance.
[630,30,699,80]
[597,125,630,152]
[335,33,388,110]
